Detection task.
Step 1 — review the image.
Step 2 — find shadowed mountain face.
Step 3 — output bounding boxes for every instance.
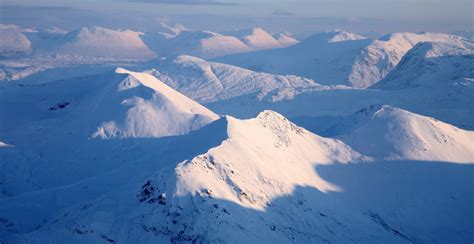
[2,158,472,243]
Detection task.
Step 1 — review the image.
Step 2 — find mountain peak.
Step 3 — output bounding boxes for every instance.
[273,32,299,46]
[339,105,474,162]
[237,27,281,49]
[410,41,473,58]
[91,68,219,139]
[372,41,474,90]
[327,30,366,43]
[257,110,303,131]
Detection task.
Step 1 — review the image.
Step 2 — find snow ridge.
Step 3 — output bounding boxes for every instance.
[92,68,219,139]
[215,31,472,87]
[145,55,322,103]
[372,42,474,90]
[339,105,474,162]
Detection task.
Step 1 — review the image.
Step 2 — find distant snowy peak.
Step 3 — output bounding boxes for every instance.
[350,32,473,88]
[273,32,299,46]
[91,68,219,139]
[146,55,322,103]
[372,42,474,90]
[198,31,253,58]
[0,25,32,56]
[159,22,190,36]
[327,30,366,43]
[215,30,471,88]
[145,26,297,59]
[149,30,252,59]
[47,26,156,60]
[225,27,300,49]
[413,41,473,58]
[42,26,67,35]
[378,32,472,49]
[303,30,366,45]
[237,27,282,49]
[339,105,474,163]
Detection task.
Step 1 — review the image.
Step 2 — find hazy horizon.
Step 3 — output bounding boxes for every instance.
[1,0,472,36]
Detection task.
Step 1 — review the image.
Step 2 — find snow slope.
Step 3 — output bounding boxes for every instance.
[0,110,364,241]
[170,110,366,209]
[1,111,473,243]
[41,26,156,60]
[0,68,218,194]
[0,25,32,56]
[372,42,474,90]
[338,105,474,163]
[143,26,298,59]
[143,55,323,103]
[0,24,473,243]
[143,29,252,59]
[159,22,190,36]
[228,27,282,50]
[215,31,472,87]
[350,32,473,87]
[92,68,219,139]
[273,32,299,47]
[214,30,372,86]
[324,29,366,43]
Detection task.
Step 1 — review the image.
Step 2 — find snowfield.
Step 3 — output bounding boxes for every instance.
[0,23,473,243]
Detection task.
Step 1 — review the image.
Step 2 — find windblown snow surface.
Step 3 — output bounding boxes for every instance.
[0,24,473,243]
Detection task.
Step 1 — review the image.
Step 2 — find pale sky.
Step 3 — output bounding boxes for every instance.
[1,0,472,35]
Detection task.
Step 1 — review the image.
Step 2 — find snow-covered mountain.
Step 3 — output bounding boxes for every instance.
[273,32,299,47]
[338,105,474,163]
[143,55,323,103]
[349,32,473,88]
[0,25,157,62]
[0,26,302,83]
[227,27,283,50]
[1,109,472,243]
[41,26,156,60]
[0,25,32,56]
[143,29,252,59]
[372,42,474,90]
[214,30,370,87]
[158,22,190,36]
[92,68,219,139]
[215,31,472,87]
[0,21,473,243]
[0,68,218,195]
[324,29,366,43]
[162,110,366,211]
[143,26,298,59]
